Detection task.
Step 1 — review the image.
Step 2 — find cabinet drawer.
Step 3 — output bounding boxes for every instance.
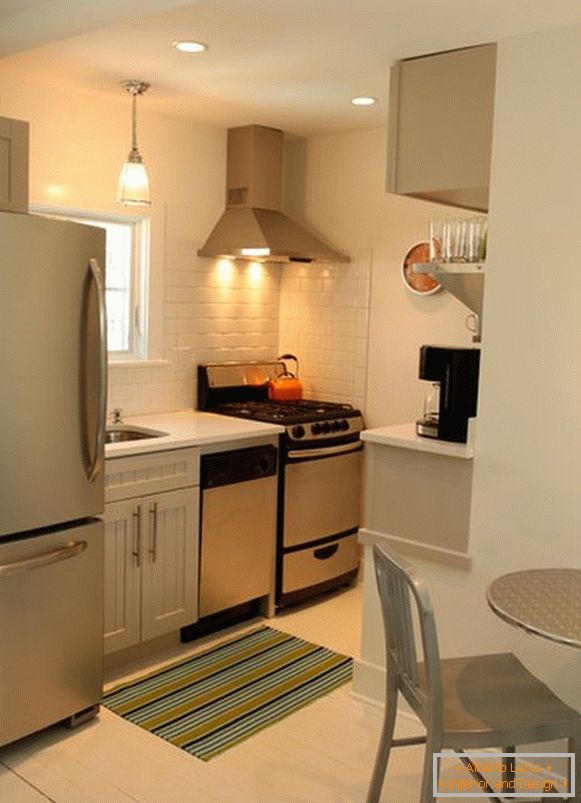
[105,448,199,502]
[282,533,359,594]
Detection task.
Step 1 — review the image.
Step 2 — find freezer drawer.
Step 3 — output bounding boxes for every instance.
[0,520,104,747]
[282,533,359,595]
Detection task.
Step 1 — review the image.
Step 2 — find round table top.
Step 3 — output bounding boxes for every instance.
[487,568,581,649]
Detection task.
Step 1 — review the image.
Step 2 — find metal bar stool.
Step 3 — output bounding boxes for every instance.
[366,544,581,803]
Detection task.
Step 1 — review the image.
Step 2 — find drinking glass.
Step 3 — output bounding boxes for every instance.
[429,220,443,262]
[441,219,467,262]
[466,217,488,262]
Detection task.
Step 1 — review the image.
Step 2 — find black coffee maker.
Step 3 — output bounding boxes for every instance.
[416,345,481,443]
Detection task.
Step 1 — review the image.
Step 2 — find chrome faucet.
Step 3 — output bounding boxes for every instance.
[110,408,124,425]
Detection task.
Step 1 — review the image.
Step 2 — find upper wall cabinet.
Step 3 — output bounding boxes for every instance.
[0,116,29,214]
[387,44,497,212]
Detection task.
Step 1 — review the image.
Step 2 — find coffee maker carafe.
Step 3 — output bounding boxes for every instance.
[416,345,481,443]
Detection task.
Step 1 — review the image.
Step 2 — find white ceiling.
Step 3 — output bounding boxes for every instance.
[2,0,581,135]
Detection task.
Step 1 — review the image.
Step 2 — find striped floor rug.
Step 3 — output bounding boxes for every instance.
[102,626,353,761]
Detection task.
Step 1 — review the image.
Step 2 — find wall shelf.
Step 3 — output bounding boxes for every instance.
[412,262,485,331]
[412,262,485,274]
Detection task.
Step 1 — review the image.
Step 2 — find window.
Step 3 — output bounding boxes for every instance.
[31,208,150,360]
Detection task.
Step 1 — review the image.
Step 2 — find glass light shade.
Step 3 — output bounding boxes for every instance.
[117,159,151,206]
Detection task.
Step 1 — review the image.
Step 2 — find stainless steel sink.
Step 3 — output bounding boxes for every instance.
[105,426,168,444]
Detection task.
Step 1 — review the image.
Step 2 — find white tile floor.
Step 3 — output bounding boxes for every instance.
[0,585,433,803]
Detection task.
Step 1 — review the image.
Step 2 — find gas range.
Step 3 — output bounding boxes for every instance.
[212,399,363,443]
[197,362,363,444]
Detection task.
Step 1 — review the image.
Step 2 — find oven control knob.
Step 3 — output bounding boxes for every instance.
[292,425,305,439]
[340,419,350,431]
[321,422,331,434]
[311,423,321,435]
[331,420,342,431]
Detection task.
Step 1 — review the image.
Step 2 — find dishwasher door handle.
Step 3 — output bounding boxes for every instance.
[0,541,87,577]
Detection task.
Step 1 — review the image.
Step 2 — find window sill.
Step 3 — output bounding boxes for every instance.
[108,359,170,369]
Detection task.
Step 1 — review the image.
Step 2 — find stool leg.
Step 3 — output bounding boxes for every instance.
[569,733,580,803]
[419,733,442,803]
[502,746,516,795]
[366,674,398,803]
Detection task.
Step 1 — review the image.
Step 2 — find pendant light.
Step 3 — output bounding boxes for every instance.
[117,80,151,206]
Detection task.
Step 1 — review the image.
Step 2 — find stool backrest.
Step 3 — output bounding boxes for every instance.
[372,544,443,730]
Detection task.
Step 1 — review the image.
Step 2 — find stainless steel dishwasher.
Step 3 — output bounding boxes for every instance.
[198,444,278,618]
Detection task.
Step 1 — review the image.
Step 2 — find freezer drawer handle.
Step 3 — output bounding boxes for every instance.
[0,541,87,577]
[313,544,339,561]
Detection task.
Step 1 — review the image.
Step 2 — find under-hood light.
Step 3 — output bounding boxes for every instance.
[239,247,271,257]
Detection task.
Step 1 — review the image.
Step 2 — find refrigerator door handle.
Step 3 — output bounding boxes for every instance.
[85,258,107,483]
[0,541,88,578]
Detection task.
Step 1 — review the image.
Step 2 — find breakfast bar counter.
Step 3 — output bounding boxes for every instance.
[359,422,475,569]
[361,421,475,459]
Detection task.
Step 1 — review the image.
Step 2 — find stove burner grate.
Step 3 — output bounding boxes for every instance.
[213,399,356,425]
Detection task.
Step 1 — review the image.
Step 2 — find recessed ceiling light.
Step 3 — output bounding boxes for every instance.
[172,40,208,53]
[351,96,377,107]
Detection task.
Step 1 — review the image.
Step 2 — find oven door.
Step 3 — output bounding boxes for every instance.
[283,442,363,548]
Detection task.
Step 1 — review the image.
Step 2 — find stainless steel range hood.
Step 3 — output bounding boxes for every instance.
[198,125,348,263]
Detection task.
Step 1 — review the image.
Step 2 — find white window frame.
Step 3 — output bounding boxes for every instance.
[30,205,152,363]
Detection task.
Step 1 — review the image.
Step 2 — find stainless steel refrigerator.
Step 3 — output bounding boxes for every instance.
[0,210,107,747]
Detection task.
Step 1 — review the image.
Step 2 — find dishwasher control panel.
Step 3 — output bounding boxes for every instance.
[201,444,278,489]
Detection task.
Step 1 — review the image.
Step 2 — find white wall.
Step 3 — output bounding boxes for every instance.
[299,127,474,428]
[0,70,281,415]
[1,68,376,415]
[356,25,581,712]
[465,23,581,703]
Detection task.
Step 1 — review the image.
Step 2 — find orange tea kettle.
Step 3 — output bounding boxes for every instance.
[268,354,303,401]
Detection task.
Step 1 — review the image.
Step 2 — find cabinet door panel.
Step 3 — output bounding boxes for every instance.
[141,488,198,641]
[0,116,28,213]
[104,499,141,654]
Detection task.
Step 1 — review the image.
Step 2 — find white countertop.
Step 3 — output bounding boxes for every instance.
[105,410,284,459]
[360,421,475,459]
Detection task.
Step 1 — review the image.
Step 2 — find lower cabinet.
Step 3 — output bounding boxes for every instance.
[104,487,199,654]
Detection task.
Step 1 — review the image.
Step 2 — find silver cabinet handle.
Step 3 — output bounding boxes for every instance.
[85,258,107,483]
[132,505,142,567]
[149,502,158,562]
[0,541,87,577]
[287,442,363,460]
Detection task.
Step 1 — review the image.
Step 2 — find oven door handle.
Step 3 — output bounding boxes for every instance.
[287,442,363,460]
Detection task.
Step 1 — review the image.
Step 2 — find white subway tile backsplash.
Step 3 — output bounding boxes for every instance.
[109,248,371,417]
[108,254,281,415]
[279,251,372,409]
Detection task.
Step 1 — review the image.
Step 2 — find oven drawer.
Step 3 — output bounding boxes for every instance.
[283,449,362,548]
[282,533,359,594]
